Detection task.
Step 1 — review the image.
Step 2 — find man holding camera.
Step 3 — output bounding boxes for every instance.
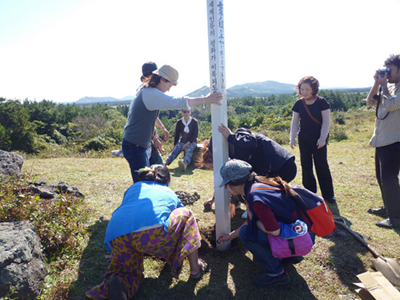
[365,54,400,229]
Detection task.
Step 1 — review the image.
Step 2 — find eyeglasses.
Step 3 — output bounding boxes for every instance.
[182,111,191,113]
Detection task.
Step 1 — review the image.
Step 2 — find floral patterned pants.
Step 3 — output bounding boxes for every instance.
[86,207,201,299]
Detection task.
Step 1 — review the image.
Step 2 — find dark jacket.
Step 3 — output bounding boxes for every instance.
[227,128,294,176]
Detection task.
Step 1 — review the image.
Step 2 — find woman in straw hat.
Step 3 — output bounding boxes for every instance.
[122,64,222,182]
[112,61,169,164]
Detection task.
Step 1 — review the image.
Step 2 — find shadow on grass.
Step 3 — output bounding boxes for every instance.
[169,162,195,177]
[68,217,111,299]
[325,202,368,290]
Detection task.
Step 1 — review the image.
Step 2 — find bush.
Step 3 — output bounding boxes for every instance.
[83,135,109,151]
[0,174,91,257]
[258,128,290,145]
[333,111,346,125]
[268,119,291,132]
[330,124,348,141]
[0,100,37,153]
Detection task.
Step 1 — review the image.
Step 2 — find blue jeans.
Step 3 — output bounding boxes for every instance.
[239,225,284,276]
[122,138,149,183]
[166,142,197,165]
[150,143,163,165]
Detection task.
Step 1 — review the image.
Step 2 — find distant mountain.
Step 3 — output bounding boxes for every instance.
[187,80,296,98]
[74,81,370,105]
[186,86,210,97]
[75,96,121,104]
[228,80,296,97]
[120,96,134,101]
[188,81,370,98]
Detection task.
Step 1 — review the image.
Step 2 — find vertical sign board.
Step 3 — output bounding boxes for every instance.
[206,0,231,251]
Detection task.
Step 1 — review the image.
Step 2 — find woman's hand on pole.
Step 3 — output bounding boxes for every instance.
[218,123,232,138]
[206,92,223,105]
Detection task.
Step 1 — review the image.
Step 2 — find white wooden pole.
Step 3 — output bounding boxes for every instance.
[206,0,230,251]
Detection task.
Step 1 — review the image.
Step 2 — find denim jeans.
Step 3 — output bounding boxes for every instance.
[375,142,400,218]
[150,143,163,165]
[122,138,149,183]
[166,142,197,165]
[239,225,284,276]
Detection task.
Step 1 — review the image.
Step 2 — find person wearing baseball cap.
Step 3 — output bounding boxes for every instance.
[123,64,223,182]
[141,61,158,81]
[217,159,316,288]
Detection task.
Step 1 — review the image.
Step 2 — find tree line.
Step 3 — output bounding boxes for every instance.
[0,90,367,154]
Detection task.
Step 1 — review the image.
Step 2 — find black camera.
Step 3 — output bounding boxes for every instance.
[379,68,391,77]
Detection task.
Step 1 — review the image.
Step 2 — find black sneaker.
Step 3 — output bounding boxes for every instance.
[368,206,387,217]
[325,197,336,203]
[252,272,290,288]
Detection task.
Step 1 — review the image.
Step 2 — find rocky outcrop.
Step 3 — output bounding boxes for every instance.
[28,180,85,201]
[0,221,47,299]
[0,150,23,179]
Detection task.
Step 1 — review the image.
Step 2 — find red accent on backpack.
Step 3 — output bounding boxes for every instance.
[291,186,335,237]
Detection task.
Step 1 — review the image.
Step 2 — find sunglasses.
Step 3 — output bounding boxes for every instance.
[182,110,191,113]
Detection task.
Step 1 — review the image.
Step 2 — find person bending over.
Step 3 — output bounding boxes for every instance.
[86,164,208,299]
[217,159,315,288]
[198,125,297,215]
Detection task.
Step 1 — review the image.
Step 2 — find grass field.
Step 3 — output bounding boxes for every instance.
[22,108,400,299]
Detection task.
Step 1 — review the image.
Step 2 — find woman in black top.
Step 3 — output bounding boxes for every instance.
[290,76,335,203]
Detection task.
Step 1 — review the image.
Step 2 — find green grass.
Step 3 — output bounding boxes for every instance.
[21,108,400,299]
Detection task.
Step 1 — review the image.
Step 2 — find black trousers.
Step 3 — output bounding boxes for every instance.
[298,137,334,200]
[375,142,400,218]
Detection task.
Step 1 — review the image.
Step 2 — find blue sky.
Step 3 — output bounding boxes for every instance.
[1,0,399,102]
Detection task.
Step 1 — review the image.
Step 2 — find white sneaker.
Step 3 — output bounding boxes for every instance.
[241,210,248,219]
[111,149,124,157]
[178,160,186,172]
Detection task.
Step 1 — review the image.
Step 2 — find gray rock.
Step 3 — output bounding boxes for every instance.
[28,181,85,201]
[0,221,47,299]
[0,150,24,179]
